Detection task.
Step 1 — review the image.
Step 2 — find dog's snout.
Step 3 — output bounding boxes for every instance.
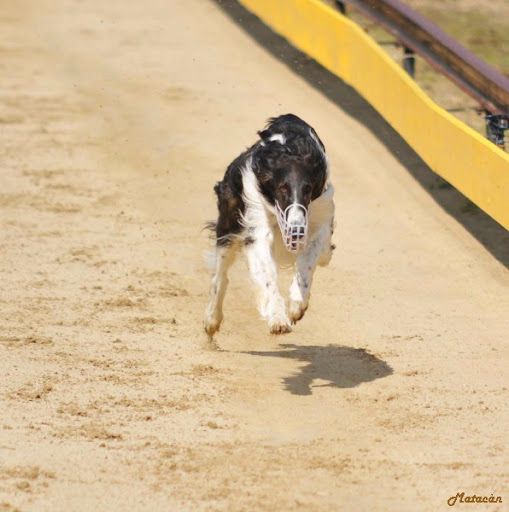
[275,201,309,252]
[292,226,306,240]
[286,204,306,226]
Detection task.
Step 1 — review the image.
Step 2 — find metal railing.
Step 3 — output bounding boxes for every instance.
[335,0,509,148]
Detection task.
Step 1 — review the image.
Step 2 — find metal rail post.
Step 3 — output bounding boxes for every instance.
[403,46,415,77]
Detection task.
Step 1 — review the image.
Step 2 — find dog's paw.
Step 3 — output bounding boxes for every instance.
[204,313,222,339]
[318,244,335,267]
[266,305,292,335]
[289,301,308,324]
[269,321,292,335]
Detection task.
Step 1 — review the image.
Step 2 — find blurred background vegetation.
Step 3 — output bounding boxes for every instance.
[323,0,509,135]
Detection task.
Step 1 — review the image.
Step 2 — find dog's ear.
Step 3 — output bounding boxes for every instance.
[302,152,327,200]
[255,159,276,184]
[311,163,327,199]
[257,129,271,141]
[257,171,273,184]
[311,177,326,200]
[253,151,278,184]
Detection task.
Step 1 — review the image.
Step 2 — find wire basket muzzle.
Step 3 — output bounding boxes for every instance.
[275,201,309,252]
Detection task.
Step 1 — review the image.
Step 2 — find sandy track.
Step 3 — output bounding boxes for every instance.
[0,1,507,510]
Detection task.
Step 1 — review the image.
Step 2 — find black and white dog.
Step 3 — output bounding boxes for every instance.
[204,114,335,337]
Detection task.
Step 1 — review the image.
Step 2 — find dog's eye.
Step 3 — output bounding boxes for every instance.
[278,183,290,195]
[303,184,312,196]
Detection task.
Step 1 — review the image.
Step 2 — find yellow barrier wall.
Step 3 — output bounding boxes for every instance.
[239,0,509,230]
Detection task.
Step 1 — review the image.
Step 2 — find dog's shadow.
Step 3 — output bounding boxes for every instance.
[243,343,392,395]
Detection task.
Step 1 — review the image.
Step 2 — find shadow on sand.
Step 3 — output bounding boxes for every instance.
[244,343,393,395]
[213,0,509,269]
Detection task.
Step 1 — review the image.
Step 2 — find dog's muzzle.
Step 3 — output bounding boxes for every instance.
[275,201,309,252]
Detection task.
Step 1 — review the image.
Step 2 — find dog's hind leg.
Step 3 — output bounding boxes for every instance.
[244,232,291,335]
[204,244,237,338]
[289,225,331,324]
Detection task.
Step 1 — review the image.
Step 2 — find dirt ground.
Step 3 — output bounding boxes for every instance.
[0,1,508,511]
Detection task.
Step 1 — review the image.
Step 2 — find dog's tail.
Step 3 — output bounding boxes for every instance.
[203,220,217,237]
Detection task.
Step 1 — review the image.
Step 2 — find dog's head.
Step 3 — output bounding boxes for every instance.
[254,139,327,251]
[255,149,326,207]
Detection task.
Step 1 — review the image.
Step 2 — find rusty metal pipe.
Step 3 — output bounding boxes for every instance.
[341,0,509,116]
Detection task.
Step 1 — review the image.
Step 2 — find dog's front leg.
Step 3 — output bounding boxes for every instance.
[289,225,331,324]
[244,231,291,334]
[204,245,237,338]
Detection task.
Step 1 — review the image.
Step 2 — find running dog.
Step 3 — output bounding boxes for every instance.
[204,114,335,337]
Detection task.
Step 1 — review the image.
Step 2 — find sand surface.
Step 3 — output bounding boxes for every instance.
[0,1,507,510]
